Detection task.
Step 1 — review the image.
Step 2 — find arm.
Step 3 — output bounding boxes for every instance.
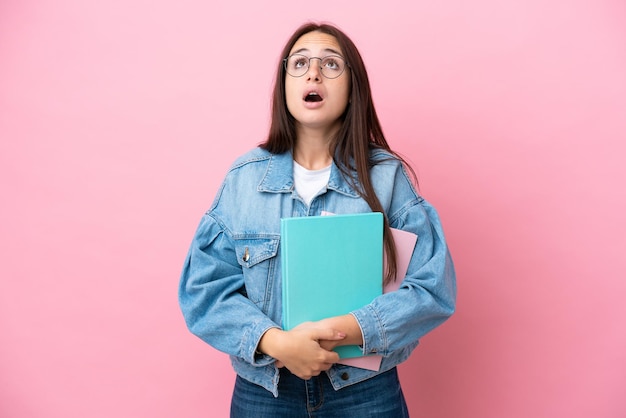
[316,166,456,356]
[179,213,348,376]
[353,196,457,356]
[178,214,279,363]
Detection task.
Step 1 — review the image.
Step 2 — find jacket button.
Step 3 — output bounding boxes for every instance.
[340,372,349,380]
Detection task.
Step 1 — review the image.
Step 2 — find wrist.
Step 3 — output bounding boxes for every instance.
[257,327,283,357]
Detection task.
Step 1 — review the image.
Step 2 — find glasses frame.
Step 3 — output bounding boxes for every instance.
[283,53,349,79]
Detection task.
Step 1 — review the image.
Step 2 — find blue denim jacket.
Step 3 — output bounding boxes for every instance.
[179,147,456,397]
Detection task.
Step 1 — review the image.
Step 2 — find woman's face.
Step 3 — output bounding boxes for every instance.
[285,31,351,135]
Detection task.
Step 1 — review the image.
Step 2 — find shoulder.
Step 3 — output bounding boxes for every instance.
[368,147,422,215]
[368,148,407,180]
[208,147,274,215]
[369,148,402,167]
[229,147,273,171]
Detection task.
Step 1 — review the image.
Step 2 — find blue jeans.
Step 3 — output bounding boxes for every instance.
[230,367,409,417]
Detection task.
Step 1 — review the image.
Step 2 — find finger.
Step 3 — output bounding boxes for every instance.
[319,350,341,365]
[311,328,346,341]
[327,352,340,363]
[318,339,338,351]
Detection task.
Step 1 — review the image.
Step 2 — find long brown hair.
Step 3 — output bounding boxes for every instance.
[261,22,416,284]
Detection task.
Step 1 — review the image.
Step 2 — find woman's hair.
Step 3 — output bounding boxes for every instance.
[261,22,416,284]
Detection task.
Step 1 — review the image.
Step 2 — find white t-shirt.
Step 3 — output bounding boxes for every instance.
[293,160,331,205]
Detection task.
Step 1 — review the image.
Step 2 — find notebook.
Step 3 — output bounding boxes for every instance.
[280,212,383,359]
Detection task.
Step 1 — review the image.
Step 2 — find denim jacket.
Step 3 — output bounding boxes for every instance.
[179,147,456,397]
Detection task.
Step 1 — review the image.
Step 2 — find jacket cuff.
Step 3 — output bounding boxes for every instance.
[245,323,280,366]
[351,306,387,356]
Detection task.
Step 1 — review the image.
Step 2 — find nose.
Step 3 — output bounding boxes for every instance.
[307,57,322,81]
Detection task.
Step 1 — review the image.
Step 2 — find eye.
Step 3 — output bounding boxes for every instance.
[290,55,308,70]
[322,56,342,71]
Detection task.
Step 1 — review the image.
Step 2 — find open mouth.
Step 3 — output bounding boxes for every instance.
[304,92,323,103]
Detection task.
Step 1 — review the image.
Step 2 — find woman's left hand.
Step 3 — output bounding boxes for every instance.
[309,315,364,349]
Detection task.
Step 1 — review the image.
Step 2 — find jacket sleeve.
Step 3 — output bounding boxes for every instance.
[178,213,279,365]
[351,167,457,356]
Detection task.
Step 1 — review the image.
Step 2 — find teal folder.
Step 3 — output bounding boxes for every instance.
[281,212,383,359]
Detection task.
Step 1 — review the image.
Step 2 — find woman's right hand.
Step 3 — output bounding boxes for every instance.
[258,324,345,380]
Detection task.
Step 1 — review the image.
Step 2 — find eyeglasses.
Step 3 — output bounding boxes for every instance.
[283,53,348,79]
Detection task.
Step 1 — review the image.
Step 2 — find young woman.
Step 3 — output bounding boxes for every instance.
[179,22,456,417]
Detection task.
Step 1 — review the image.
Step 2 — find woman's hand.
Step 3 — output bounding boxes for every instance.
[258,324,345,380]
[311,315,364,350]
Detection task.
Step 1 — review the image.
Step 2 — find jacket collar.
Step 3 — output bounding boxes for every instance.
[257,151,360,198]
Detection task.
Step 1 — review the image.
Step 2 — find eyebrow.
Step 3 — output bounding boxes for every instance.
[291,47,343,56]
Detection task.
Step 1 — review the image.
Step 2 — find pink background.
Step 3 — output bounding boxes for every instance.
[1,0,625,417]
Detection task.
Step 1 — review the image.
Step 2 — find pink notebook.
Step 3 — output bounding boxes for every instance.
[321,212,418,371]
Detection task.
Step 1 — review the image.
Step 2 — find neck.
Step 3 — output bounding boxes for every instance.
[293,140,332,170]
[293,125,337,170]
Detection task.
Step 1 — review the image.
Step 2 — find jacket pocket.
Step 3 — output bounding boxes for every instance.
[234,236,280,309]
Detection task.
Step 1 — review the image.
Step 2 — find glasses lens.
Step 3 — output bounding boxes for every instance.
[285,54,309,77]
[285,54,347,79]
[320,56,345,79]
